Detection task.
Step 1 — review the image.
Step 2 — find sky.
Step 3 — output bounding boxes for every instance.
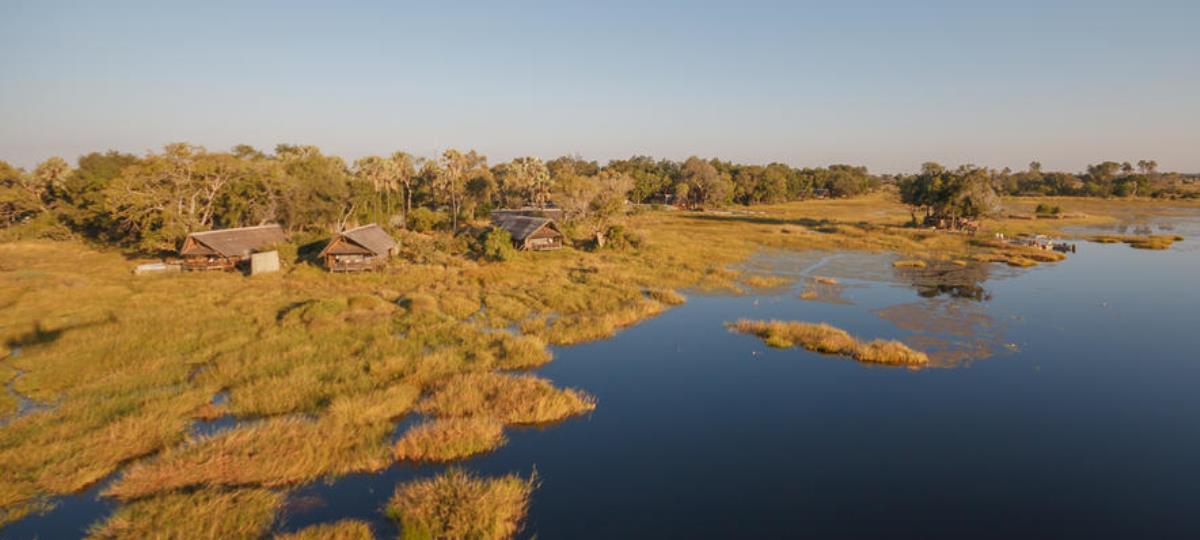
[1,0,1198,173]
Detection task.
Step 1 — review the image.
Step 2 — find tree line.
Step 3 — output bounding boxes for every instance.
[1,144,1193,252]
[0,144,879,252]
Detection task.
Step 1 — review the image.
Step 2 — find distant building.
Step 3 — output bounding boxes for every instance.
[179,224,287,271]
[319,223,397,272]
[491,214,564,251]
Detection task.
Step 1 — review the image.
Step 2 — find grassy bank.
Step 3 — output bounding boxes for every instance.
[0,194,1182,533]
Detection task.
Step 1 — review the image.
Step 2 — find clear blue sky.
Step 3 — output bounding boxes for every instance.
[2,0,1197,173]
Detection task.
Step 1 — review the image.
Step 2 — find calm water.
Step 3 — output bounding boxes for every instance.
[5,213,1200,539]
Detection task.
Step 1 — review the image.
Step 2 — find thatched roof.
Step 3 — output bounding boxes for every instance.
[491,215,561,241]
[181,224,286,258]
[320,224,396,257]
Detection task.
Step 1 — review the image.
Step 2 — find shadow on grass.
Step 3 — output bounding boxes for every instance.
[4,314,117,352]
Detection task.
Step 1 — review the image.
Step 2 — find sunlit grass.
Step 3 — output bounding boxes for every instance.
[417,372,596,425]
[274,520,376,540]
[387,468,535,540]
[394,417,507,462]
[729,319,928,366]
[1091,234,1183,250]
[87,488,281,540]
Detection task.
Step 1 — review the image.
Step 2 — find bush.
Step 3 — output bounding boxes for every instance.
[602,224,642,250]
[408,208,449,233]
[481,228,517,262]
[1034,203,1062,216]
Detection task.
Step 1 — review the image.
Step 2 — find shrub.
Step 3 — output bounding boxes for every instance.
[603,224,642,250]
[408,208,449,233]
[481,228,517,262]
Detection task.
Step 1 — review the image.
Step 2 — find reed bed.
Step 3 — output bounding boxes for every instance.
[394,417,507,462]
[387,469,535,540]
[275,520,376,540]
[1091,234,1183,250]
[729,319,928,366]
[418,372,596,425]
[87,488,281,540]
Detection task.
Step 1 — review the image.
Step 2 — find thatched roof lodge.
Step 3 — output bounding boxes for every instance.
[491,215,563,251]
[179,224,287,271]
[319,224,397,272]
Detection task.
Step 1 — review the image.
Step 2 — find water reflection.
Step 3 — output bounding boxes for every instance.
[892,260,996,302]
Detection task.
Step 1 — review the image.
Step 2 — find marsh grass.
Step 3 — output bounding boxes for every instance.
[892,259,927,269]
[417,373,596,425]
[0,194,1158,530]
[742,275,792,289]
[729,319,929,366]
[645,288,687,306]
[87,488,281,540]
[0,362,18,417]
[394,417,506,462]
[107,383,419,500]
[274,520,376,540]
[1091,234,1183,250]
[387,468,535,540]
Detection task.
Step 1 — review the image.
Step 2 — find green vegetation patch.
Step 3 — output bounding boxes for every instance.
[387,468,536,540]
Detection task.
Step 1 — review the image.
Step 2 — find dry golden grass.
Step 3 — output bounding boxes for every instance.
[418,372,596,425]
[107,383,418,500]
[813,276,839,285]
[729,320,928,366]
[387,468,535,540]
[1091,234,1183,250]
[0,362,19,418]
[274,520,376,540]
[394,417,506,462]
[87,488,281,540]
[892,259,927,269]
[742,275,792,289]
[645,288,687,306]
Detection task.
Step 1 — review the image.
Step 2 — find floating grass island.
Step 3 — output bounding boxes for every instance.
[729,319,930,366]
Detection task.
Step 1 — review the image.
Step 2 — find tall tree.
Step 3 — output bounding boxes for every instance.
[678,156,733,208]
[435,149,487,231]
[390,151,417,228]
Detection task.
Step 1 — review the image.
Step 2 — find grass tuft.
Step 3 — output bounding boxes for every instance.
[394,417,507,462]
[645,288,687,305]
[418,372,596,425]
[274,519,376,540]
[387,468,535,540]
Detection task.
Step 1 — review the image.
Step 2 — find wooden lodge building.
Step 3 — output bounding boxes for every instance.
[179,224,287,271]
[491,214,564,251]
[319,224,397,272]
